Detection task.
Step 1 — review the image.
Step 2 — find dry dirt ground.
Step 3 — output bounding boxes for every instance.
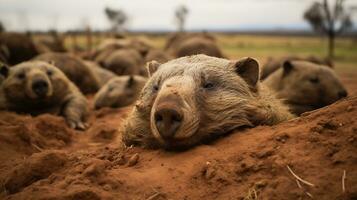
[0,75,356,200]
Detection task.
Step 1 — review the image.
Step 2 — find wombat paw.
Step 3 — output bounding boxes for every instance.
[67,120,87,130]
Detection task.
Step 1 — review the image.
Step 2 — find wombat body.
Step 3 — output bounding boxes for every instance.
[165,33,224,58]
[94,75,147,109]
[34,53,101,94]
[121,55,293,149]
[102,48,144,76]
[263,60,347,115]
[0,61,89,129]
[261,56,333,80]
[0,33,39,65]
[83,61,116,87]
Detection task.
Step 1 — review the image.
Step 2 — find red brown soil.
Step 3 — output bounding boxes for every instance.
[0,83,356,200]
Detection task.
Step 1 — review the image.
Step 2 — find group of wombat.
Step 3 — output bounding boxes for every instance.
[0,32,348,149]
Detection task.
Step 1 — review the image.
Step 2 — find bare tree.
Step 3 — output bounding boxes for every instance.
[0,21,4,32]
[175,5,189,32]
[105,7,128,34]
[304,0,353,59]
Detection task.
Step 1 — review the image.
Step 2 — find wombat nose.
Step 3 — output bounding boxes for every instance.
[338,90,348,98]
[32,80,48,97]
[154,108,183,139]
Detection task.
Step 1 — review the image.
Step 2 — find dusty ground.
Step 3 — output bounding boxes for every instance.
[0,74,355,200]
[0,34,356,200]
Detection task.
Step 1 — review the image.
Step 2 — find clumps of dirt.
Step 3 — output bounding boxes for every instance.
[0,96,356,200]
[0,112,74,153]
[3,150,67,194]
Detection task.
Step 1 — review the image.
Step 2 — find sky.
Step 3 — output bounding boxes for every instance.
[0,0,356,32]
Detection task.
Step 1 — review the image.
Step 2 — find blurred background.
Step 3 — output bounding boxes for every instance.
[0,0,356,72]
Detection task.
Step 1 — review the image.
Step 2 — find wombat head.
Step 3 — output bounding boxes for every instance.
[94,75,147,109]
[130,55,266,149]
[0,61,70,108]
[268,60,347,114]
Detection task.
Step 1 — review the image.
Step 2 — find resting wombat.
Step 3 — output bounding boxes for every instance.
[0,32,39,65]
[0,61,89,129]
[102,48,144,76]
[34,53,101,94]
[94,75,147,110]
[120,55,293,149]
[261,56,333,80]
[165,33,224,58]
[263,60,347,115]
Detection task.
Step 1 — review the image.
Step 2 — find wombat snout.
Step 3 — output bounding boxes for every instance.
[32,80,49,97]
[154,106,183,139]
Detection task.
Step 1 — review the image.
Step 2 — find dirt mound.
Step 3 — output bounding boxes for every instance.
[0,95,356,200]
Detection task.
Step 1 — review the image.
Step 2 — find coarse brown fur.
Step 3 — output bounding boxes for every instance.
[83,60,116,87]
[94,75,147,109]
[0,61,89,129]
[102,48,144,76]
[33,53,101,94]
[0,32,39,65]
[263,60,347,115]
[165,33,224,58]
[145,49,172,63]
[261,55,333,80]
[120,55,293,149]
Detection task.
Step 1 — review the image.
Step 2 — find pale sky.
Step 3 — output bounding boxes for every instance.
[0,0,356,32]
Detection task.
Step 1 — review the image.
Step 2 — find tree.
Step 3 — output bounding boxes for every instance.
[104,7,128,33]
[175,5,189,32]
[0,21,4,32]
[304,0,353,59]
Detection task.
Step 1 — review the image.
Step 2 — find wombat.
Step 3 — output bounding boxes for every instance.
[0,32,39,65]
[101,48,144,76]
[34,53,101,94]
[261,56,333,80]
[94,75,147,110]
[145,49,172,63]
[0,61,89,129]
[83,60,116,87]
[120,55,293,149]
[263,60,347,115]
[165,33,224,58]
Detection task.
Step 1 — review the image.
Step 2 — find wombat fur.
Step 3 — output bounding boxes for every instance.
[34,53,101,94]
[0,32,39,65]
[94,75,147,110]
[165,33,224,58]
[0,61,89,129]
[101,48,144,76]
[120,55,293,149]
[261,56,333,80]
[83,60,116,87]
[263,60,347,115]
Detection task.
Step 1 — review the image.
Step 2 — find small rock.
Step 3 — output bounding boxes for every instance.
[127,153,139,167]
[347,105,353,112]
[255,180,267,188]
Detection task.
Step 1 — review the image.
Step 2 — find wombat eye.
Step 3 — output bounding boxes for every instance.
[153,85,159,91]
[46,70,53,76]
[17,73,25,79]
[203,82,214,89]
[309,77,319,84]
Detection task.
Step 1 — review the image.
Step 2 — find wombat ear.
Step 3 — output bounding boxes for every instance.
[47,60,56,66]
[127,75,135,88]
[0,64,9,78]
[234,57,259,87]
[146,60,161,77]
[282,60,294,77]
